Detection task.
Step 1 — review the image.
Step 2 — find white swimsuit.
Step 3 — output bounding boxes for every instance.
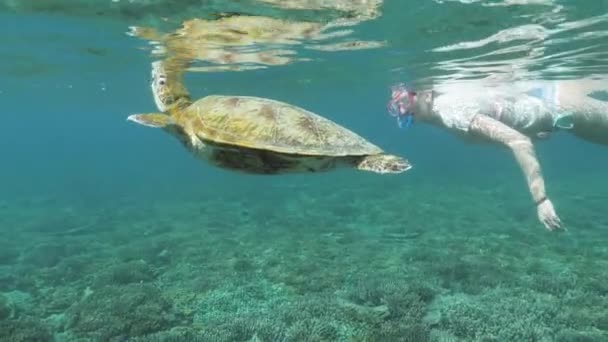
[432,81,564,136]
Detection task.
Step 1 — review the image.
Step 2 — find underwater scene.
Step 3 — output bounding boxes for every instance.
[1,0,608,341]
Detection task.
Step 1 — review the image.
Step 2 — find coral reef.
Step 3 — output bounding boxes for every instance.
[0,176,606,341]
[66,284,179,340]
[0,318,53,342]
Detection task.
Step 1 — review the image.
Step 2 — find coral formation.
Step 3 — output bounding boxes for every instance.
[66,284,179,340]
[0,176,606,341]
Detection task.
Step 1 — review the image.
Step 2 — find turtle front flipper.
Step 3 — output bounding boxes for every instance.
[127,113,176,128]
[355,154,412,174]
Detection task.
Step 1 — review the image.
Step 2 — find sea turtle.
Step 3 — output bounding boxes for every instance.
[127,59,411,175]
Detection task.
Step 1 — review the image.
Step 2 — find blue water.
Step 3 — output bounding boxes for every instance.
[1,1,607,341]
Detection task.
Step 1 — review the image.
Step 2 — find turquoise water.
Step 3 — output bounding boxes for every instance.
[1,1,607,341]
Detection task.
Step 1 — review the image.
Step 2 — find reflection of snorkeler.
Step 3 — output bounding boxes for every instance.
[387,77,608,231]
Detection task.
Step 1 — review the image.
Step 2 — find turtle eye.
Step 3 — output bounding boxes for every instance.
[156,74,167,86]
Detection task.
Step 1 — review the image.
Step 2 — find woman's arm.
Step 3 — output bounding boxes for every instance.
[468,114,563,231]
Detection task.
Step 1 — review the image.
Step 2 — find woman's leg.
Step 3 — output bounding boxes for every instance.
[556,79,608,146]
[569,97,608,146]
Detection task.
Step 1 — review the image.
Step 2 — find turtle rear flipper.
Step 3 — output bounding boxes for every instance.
[355,154,412,174]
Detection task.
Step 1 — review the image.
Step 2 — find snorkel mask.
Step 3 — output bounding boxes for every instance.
[387,83,417,129]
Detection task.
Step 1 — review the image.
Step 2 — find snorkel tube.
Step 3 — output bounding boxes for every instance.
[387,83,416,129]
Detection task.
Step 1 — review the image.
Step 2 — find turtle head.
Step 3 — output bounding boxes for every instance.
[151,60,192,113]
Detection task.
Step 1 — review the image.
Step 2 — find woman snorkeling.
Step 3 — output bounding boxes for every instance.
[387,76,608,231]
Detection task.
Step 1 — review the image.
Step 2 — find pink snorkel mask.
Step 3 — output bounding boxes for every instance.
[387,83,416,129]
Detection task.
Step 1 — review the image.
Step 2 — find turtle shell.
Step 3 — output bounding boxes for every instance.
[184,95,383,156]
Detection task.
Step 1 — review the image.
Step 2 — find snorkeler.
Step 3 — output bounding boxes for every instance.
[387,77,608,231]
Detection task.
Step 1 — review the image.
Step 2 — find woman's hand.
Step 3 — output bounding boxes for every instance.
[537,198,562,231]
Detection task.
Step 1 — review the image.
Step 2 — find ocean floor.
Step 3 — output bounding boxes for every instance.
[0,174,607,342]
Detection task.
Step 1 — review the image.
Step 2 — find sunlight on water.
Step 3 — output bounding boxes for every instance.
[3,1,607,83]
